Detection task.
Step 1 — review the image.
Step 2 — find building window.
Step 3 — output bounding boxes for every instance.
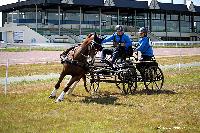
[170,15,178,20]
[152,20,165,32]
[152,13,161,20]
[194,16,200,21]
[167,21,179,32]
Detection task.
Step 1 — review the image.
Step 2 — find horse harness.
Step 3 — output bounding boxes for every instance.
[113,34,125,47]
[60,43,96,71]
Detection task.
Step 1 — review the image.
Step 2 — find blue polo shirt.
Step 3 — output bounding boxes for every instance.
[137,37,154,57]
[101,32,132,51]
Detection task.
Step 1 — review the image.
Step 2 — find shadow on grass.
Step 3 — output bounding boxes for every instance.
[81,91,118,105]
[82,95,118,105]
[78,89,177,106]
[132,89,177,95]
[74,89,176,105]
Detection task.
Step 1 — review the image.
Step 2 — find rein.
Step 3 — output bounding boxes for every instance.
[80,41,97,58]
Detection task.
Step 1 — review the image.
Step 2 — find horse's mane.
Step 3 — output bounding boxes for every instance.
[81,33,94,46]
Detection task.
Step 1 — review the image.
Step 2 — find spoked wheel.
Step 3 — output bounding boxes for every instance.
[143,66,164,91]
[115,67,137,94]
[84,73,100,94]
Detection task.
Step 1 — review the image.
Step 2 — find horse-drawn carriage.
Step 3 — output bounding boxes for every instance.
[49,33,164,102]
[84,50,164,94]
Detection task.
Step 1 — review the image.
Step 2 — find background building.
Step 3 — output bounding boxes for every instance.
[0,0,199,43]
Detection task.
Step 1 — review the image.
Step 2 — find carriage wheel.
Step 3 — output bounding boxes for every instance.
[84,74,100,94]
[143,66,164,91]
[116,68,137,94]
[129,70,137,94]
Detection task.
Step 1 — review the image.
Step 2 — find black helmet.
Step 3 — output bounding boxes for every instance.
[115,25,124,32]
[138,27,148,33]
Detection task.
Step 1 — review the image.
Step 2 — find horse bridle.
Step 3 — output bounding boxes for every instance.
[80,40,99,57]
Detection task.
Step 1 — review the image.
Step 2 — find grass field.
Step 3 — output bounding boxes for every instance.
[0,67,199,132]
[0,47,66,52]
[0,55,200,77]
[0,56,200,132]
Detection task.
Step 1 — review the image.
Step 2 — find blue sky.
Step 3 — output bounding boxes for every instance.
[0,0,200,27]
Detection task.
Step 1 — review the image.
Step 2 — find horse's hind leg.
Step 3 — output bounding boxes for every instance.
[66,74,87,95]
[65,78,79,95]
[49,71,67,99]
[55,75,82,102]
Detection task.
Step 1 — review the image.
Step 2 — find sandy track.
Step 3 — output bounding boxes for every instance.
[0,48,200,65]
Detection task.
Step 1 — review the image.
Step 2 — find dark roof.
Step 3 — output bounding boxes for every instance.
[73,0,103,6]
[158,2,188,12]
[114,0,148,9]
[0,0,45,11]
[194,6,200,13]
[46,0,60,3]
[0,0,196,13]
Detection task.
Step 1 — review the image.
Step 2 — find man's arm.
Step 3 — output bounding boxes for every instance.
[101,34,114,44]
[124,34,132,49]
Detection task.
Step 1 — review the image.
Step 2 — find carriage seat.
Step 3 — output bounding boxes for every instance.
[136,59,158,71]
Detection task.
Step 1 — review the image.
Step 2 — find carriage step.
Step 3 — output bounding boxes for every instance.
[93,69,115,74]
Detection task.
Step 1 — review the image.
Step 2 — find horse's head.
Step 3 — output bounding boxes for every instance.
[77,33,103,64]
[70,32,104,65]
[84,32,103,52]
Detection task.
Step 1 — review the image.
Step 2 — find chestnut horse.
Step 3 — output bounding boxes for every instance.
[49,33,102,102]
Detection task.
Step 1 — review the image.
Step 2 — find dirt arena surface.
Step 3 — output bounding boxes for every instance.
[0,48,200,65]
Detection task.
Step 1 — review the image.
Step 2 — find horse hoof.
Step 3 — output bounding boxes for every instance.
[55,98,63,103]
[49,95,56,99]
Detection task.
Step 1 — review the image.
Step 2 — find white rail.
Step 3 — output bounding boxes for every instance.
[0,41,200,49]
[151,41,200,47]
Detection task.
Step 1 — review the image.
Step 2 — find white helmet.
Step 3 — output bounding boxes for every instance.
[115,25,124,32]
[138,27,148,34]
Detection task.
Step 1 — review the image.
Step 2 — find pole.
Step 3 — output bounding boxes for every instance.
[80,7,82,35]
[117,8,119,25]
[179,12,181,40]
[179,48,182,71]
[165,11,168,41]
[5,59,9,95]
[134,10,137,36]
[12,12,13,23]
[35,4,38,32]
[18,0,20,23]
[99,8,102,35]
[29,43,32,51]
[58,5,61,36]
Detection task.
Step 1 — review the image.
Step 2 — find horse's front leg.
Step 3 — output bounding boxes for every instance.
[49,70,67,99]
[55,75,83,102]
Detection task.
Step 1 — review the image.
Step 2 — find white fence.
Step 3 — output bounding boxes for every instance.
[101,41,200,48]
[151,41,200,47]
[0,58,61,95]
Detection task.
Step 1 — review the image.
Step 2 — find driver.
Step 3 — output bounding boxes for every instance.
[100,25,132,64]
